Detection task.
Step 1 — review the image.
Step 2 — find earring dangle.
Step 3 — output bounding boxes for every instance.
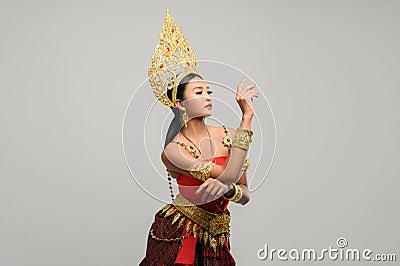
[182,110,188,128]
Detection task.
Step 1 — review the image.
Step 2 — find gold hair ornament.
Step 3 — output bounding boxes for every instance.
[148,9,200,108]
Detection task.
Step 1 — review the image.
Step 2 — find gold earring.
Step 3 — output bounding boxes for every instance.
[183,109,188,128]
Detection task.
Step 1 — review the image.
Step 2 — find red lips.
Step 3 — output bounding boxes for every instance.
[205,103,212,108]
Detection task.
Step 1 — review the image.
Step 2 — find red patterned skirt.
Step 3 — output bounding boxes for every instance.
[139,204,236,266]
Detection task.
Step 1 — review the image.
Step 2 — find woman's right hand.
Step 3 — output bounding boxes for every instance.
[236,77,259,117]
[195,178,232,203]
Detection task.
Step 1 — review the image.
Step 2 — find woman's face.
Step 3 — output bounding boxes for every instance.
[178,76,213,120]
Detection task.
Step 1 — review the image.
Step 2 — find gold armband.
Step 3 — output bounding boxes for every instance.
[224,183,243,203]
[232,127,253,150]
[188,161,216,181]
[241,157,250,171]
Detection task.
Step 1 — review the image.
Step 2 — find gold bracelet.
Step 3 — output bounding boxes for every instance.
[232,127,253,150]
[188,161,216,181]
[238,127,253,143]
[224,183,243,203]
[241,157,250,171]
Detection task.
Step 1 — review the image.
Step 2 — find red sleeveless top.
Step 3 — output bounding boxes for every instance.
[173,155,234,265]
[176,155,230,212]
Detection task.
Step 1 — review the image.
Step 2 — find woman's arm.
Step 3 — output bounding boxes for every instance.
[162,125,252,204]
[161,118,251,184]
[162,114,253,184]
[161,145,226,178]
[223,171,250,205]
[162,78,258,184]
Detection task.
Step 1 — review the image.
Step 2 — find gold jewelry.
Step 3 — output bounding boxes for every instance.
[172,140,200,158]
[222,125,232,152]
[232,127,253,150]
[148,9,200,108]
[177,126,215,162]
[224,183,243,203]
[150,228,185,242]
[241,157,250,171]
[173,194,230,236]
[179,129,201,156]
[158,201,231,252]
[182,109,188,128]
[188,161,216,181]
[168,126,215,197]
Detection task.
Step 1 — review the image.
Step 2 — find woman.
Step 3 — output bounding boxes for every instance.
[140,10,258,265]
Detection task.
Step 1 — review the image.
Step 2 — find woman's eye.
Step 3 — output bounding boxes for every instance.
[196,90,213,95]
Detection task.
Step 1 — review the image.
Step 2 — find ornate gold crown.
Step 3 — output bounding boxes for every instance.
[148,9,200,108]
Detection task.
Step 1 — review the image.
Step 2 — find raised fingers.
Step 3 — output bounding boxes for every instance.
[237,81,256,97]
[237,77,246,91]
[243,83,256,91]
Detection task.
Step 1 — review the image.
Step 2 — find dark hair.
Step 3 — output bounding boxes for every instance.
[163,73,203,148]
[167,73,203,109]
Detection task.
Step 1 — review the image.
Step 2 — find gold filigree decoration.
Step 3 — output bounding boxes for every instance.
[148,9,200,108]
[188,161,215,181]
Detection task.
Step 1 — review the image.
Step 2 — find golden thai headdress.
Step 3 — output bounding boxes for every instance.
[148,9,200,108]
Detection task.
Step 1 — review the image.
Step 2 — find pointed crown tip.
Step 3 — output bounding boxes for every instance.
[165,8,173,20]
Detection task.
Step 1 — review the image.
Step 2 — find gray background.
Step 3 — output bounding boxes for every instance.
[1,0,399,265]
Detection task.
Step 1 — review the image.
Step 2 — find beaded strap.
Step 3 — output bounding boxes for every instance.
[222,125,232,152]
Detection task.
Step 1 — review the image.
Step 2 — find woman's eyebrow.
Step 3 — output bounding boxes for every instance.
[192,86,210,91]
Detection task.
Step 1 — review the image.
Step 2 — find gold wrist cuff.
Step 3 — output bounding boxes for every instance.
[224,183,243,203]
[232,127,253,150]
[188,161,216,181]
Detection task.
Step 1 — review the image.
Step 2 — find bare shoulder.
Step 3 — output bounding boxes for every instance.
[161,142,179,166]
[161,143,179,175]
[206,124,233,138]
[205,124,221,132]
[225,126,236,138]
[161,142,194,178]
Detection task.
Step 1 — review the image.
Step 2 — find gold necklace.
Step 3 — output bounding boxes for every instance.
[168,127,214,201]
[179,127,225,210]
[168,125,231,202]
[177,126,215,162]
[179,131,201,158]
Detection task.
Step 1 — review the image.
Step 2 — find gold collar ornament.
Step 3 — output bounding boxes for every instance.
[148,9,200,108]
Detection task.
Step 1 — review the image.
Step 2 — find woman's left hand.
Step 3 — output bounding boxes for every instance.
[195,178,230,203]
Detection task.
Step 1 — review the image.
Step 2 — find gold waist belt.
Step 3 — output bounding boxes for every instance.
[155,194,231,252]
[172,194,230,236]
